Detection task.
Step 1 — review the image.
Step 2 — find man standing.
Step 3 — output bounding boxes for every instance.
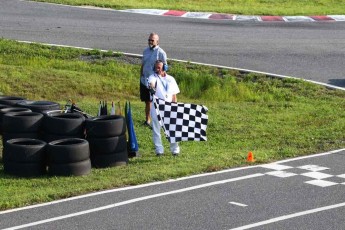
[140,32,167,128]
[148,60,180,156]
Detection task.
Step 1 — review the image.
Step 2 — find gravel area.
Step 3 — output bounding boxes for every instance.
[80,54,142,65]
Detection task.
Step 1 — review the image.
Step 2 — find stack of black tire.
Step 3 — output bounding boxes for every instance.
[0,95,129,177]
[85,115,128,168]
[42,112,90,176]
[46,138,91,176]
[1,109,91,177]
[3,138,47,177]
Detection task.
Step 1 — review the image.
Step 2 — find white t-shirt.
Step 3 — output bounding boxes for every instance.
[148,73,180,102]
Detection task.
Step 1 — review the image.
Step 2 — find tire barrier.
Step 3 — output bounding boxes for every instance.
[3,138,47,177]
[16,100,60,113]
[0,107,32,136]
[0,96,131,175]
[42,113,85,142]
[2,111,43,143]
[46,138,91,176]
[0,96,26,106]
[85,115,128,168]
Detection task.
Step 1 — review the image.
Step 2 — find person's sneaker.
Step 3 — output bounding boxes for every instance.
[143,121,152,129]
[156,153,163,157]
[172,153,179,157]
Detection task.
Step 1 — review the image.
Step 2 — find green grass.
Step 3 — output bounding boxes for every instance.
[34,0,345,16]
[0,39,344,210]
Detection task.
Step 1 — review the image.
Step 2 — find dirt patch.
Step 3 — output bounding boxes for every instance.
[80,54,142,65]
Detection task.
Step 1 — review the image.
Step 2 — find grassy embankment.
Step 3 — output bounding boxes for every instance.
[0,39,344,210]
[34,0,345,16]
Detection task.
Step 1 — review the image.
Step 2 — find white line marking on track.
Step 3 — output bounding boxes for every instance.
[304,179,338,187]
[229,202,345,230]
[0,162,258,215]
[2,174,264,230]
[1,142,343,215]
[229,202,248,207]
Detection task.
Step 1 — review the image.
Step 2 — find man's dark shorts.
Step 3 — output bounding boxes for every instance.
[140,83,151,102]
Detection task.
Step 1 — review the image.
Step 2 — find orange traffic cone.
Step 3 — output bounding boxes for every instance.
[247,151,255,162]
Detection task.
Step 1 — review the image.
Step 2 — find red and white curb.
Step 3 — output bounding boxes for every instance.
[119,9,345,22]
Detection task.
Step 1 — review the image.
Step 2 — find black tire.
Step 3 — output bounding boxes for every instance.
[0,103,11,110]
[85,115,126,138]
[87,134,127,155]
[4,161,46,177]
[0,96,26,106]
[43,113,85,136]
[90,151,128,168]
[2,132,40,144]
[47,138,90,164]
[3,138,46,163]
[48,159,91,176]
[0,104,11,134]
[2,112,43,133]
[0,107,32,128]
[0,107,31,114]
[16,100,60,113]
[42,132,85,143]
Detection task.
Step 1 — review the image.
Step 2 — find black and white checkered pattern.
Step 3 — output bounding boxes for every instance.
[261,163,345,187]
[153,95,208,143]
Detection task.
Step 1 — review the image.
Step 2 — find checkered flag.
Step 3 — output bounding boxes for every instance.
[153,95,208,143]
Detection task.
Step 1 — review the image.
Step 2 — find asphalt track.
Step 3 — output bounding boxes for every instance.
[0,0,344,88]
[1,149,345,229]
